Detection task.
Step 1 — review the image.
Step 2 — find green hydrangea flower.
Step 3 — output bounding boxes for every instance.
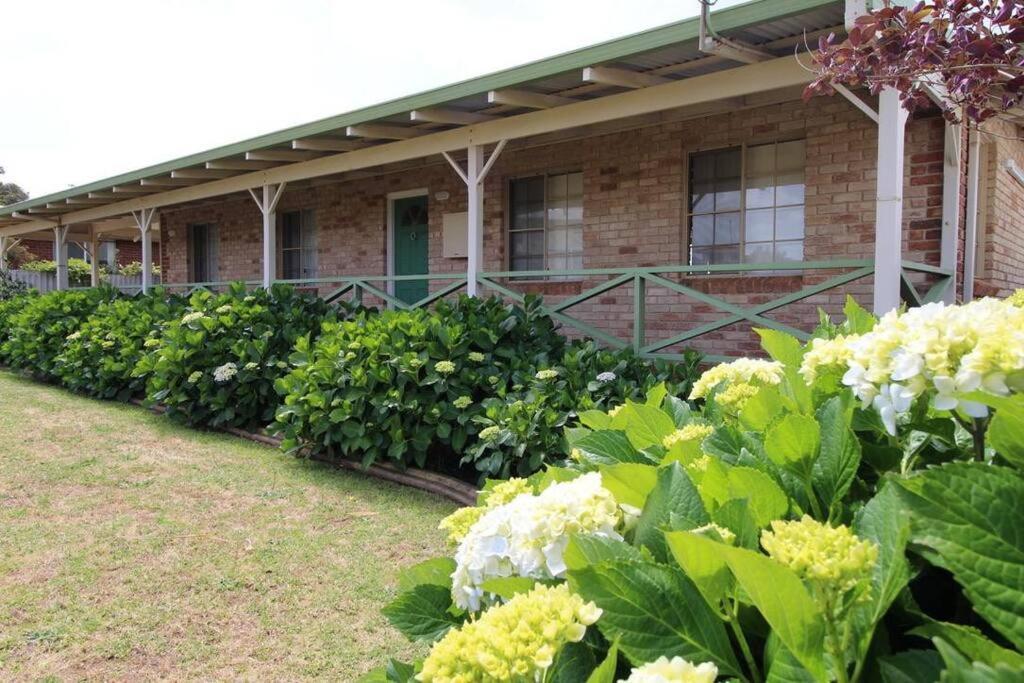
[435,360,456,375]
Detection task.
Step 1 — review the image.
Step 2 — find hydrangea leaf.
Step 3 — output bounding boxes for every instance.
[568,559,742,677]
[876,650,943,683]
[599,463,658,509]
[547,641,599,683]
[397,557,456,592]
[585,642,619,683]
[764,413,820,479]
[381,584,460,643]
[564,534,644,572]
[739,383,784,432]
[575,431,650,466]
[665,530,733,612]
[812,396,861,510]
[723,466,789,528]
[963,392,1024,469]
[620,402,676,450]
[764,632,818,683]
[852,484,910,628]
[479,576,539,601]
[895,462,1024,650]
[910,620,1024,669]
[634,463,708,561]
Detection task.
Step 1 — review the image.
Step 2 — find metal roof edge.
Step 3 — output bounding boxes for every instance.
[0,0,838,217]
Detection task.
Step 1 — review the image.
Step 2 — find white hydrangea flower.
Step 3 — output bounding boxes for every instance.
[181,311,205,325]
[213,362,238,383]
[620,656,718,683]
[451,472,622,611]
[596,371,617,383]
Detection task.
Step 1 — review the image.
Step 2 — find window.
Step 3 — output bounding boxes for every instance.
[279,209,317,280]
[688,140,805,266]
[189,223,218,282]
[508,172,583,274]
[67,242,87,261]
[64,241,115,266]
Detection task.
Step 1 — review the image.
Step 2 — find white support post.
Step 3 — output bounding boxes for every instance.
[90,231,101,288]
[466,145,484,297]
[873,87,909,315]
[53,225,69,291]
[0,236,7,272]
[443,140,507,297]
[963,128,981,303]
[940,120,962,303]
[248,183,287,288]
[131,208,156,293]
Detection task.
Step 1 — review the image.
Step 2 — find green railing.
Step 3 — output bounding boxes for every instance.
[88,259,951,363]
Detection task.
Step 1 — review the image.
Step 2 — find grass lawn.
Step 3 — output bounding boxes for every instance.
[0,371,454,680]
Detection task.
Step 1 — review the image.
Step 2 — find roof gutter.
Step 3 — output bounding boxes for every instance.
[699,0,776,63]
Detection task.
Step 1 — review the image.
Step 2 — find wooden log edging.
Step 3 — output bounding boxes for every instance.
[127,399,478,506]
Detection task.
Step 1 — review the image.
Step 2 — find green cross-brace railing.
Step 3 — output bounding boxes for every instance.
[87,259,952,363]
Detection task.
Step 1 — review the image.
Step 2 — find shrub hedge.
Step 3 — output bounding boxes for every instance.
[0,285,701,480]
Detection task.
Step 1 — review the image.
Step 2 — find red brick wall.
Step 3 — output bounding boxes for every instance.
[157,96,950,356]
[975,119,1024,297]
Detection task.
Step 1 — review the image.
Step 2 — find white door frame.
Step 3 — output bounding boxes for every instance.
[386,188,429,297]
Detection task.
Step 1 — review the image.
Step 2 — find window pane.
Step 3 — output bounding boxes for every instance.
[547,204,566,228]
[528,230,545,258]
[283,250,301,279]
[746,208,774,243]
[691,182,715,214]
[775,206,805,240]
[714,150,741,211]
[776,172,805,206]
[775,240,804,262]
[744,242,774,263]
[510,231,533,257]
[776,140,806,173]
[547,174,566,201]
[714,212,740,245]
[547,227,567,254]
[712,245,740,264]
[690,246,712,265]
[691,215,714,246]
[567,172,583,198]
[567,226,583,254]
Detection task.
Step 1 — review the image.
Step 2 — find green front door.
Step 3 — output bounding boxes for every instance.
[393,195,429,305]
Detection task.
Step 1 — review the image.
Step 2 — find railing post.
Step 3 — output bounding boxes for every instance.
[873,87,908,315]
[632,274,646,353]
[0,236,8,273]
[90,232,101,288]
[353,282,363,307]
[466,145,484,297]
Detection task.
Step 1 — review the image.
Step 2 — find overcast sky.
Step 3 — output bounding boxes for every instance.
[2,0,749,199]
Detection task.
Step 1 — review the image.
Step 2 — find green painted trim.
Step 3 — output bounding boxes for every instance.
[550,272,635,313]
[633,274,646,352]
[900,260,951,276]
[922,275,953,304]
[0,0,838,217]
[482,259,871,280]
[899,271,922,307]
[409,279,467,309]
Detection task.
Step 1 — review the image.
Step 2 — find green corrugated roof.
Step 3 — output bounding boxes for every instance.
[0,0,839,217]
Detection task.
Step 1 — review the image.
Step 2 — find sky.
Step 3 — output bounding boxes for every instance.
[1,0,748,199]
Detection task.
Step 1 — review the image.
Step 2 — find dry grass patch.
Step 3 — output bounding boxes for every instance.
[0,371,454,681]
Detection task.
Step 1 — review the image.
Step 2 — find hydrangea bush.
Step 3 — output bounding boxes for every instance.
[373,294,1024,682]
[135,283,338,429]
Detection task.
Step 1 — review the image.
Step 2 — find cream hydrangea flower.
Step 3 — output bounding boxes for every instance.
[468,351,486,362]
[483,478,534,507]
[596,371,617,383]
[451,472,621,610]
[215,304,232,314]
[435,360,456,375]
[453,395,473,409]
[716,382,760,413]
[187,371,203,384]
[805,298,1024,435]
[418,583,601,682]
[439,479,535,545]
[213,362,238,383]
[689,358,783,401]
[143,337,161,348]
[479,425,500,441]
[535,368,559,381]
[244,361,258,371]
[620,656,718,683]
[66,330,83,341]
[1008,289,1024,307]
[800,334,857,385]
[181,311,205,325]
[662,424,714,449]
[761,515,877,597]
[608,404,624,418]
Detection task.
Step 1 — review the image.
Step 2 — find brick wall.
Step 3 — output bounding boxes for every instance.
[976,119,1024,297]
[158,95,950,356]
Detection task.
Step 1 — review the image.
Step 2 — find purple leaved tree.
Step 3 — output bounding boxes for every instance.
[805,0,1024,125]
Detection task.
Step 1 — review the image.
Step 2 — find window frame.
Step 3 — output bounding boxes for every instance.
[505,169,584,278]
[684,137,807,270]
[277,208,318,281]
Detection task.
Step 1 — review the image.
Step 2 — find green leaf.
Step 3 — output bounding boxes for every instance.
[575,431,649,466]
[479,576,538,600]
[381,584,460,643]
[756,328,812,413]
[764,413,820,478]
[564,534,644,572]
[547,642,598,683]
[717,542,827,680]
[853,484,911,629]
[634,463,708,560]
[895,463,1024,650]
[933,638,1024,683]
[842,295,877,334]
[910,621,1024,669]
[722,466,789,528]
[963,392,1024,469]
[664,396,692,428]
[621,402,676,450]
[569,560,742,677]
[765,632,818,683]
[739,384,784,432]
[645,382,668,408]
[665,530,732,611]
[585,642,619,683]
[599,463,658,509]
[397,557,456,592]
[812,396,861,510]
[877,650,944,683]
[579,410,612,431]
[385,659,416,683]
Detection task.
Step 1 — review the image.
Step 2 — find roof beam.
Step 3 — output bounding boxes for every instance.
[487,89,576,109]
[582,66,669,89]
[87,191,120,199]
[140,177,197,187]
[206,159,280,171]
[245,150,322,162]
[410,108,496,125]
[171,168,239,179]
[65,197,108,205]
[345,124,421,140]
[292,138,363,152]
[112,185,157,194]
[1,57,811,238]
